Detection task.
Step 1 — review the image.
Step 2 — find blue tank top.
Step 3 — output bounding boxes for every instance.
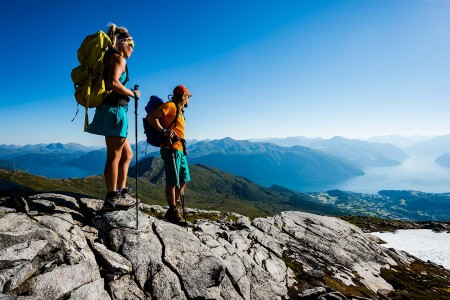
[119,70,128,86]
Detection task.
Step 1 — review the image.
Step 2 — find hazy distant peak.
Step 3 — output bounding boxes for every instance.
[45,143,64,149]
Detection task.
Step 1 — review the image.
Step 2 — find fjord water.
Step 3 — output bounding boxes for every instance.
[26,166,94,179]
[301,155,450,193]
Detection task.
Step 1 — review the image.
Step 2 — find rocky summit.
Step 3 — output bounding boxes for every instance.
[0,192,449,300]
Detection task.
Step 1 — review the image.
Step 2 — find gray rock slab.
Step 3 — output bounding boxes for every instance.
[33,214,96,264]
[298,286,327,298]
[108,229,159,287]
[153,221,226,299]
[92,242,132,274]
[95,210,151,231]
[0,294,37,299]
[29,194,83,221]
[33,261,101,299]
[0,262,36,293]
[69,278,111,300]
[0,240,47,269]
[218,274,245,300]
[254,211,395,293]
[108,275,148,300]
[79,198,104,213]
[0,214,60,250]
[29,194,79,210]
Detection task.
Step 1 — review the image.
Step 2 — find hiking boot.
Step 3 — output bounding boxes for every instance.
[176,199,182,209]
[164,205,186,225]
[120,187,137,203]
[174,205,185,222]
[105,191,135,208]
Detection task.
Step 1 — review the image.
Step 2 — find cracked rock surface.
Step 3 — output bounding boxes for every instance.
[0,192,448,299]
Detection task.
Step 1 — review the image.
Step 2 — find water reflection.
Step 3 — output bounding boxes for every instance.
[328,155,450,194]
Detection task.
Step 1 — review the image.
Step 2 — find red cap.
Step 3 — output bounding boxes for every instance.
[173,85,191,96]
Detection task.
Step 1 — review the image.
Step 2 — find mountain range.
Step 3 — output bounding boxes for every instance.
[3,158,450,221]
[5,134,450,192]
[253,136,410,167]
[0,136,413,192]
[186,137,364,189]
[404,134,450,156]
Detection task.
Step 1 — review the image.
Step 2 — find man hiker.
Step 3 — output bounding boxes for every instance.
[146,85,191,225]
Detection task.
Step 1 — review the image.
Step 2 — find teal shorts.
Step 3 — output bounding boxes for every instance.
[160,148,191,187]
[86,104,129,138]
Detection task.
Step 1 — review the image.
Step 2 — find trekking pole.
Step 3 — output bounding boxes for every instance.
[181,190,186,228]
[133,85,140,230]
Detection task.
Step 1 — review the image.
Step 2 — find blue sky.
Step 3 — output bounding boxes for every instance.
[2,0,450,146]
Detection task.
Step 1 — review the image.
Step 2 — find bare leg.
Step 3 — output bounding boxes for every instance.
[165,186,177,207]
[175,182,188,200]
[104,137,127,193]
[117,138,133,189]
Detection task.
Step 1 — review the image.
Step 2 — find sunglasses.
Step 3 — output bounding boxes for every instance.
[127,40,135,49]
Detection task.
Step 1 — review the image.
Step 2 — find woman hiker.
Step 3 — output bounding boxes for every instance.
[87,23,141,208]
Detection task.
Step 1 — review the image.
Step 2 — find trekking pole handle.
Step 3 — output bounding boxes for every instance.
[132,85,140,100]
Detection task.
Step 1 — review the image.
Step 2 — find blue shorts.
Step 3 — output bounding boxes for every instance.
[160,148,191,187]
[86,104,129,138]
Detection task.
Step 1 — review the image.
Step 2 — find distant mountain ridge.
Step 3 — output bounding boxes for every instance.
[405,134,450,157]
[365,135,433,149]
[0,142,99,153]
[0,135,445,193]
[435,153,450,168]
[0,139,366,191]
[187,137,364,190]
[0,143,100,178]
[251,136,408,168]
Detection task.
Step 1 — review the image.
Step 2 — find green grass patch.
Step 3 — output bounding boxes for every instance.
[381,260,450,300]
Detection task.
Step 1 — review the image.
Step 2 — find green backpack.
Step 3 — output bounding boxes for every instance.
[71,30,112,131]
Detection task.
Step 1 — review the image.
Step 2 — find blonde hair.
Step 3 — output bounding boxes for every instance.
[106,22,131,49]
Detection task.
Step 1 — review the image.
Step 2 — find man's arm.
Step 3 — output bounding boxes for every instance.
[146,109,176,139]
[146,109,165,132]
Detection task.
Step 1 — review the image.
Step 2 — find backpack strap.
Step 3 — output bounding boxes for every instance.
[123,64,129,86]
[165,102,181,149]
[166,101,180,130]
